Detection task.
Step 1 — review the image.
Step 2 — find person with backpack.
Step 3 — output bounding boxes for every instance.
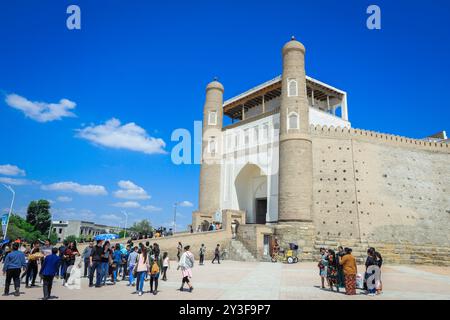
[199,244,206,265]
[149,258,160,295]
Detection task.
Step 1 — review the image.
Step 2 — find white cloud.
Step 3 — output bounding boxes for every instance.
[51,208,96,221]
[42,181,107,196]
[57,196,73,202]
[112,201,141,208]
[100,214,122,221]
[0,164,26,176]
[111,201,162,212]
[76,118,166,155]
[141,205,162,212]
[113,180,150,200]
[0,177,38,186]
[5,93,76,122]
[179,201,193,207]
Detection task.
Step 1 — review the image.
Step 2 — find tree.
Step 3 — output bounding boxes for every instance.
[6,214,44,243]
[129,219,153,235]
[26,200,52,235]
[64,235,77,244]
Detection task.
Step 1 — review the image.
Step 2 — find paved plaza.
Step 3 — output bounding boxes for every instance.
[1,261,450,300]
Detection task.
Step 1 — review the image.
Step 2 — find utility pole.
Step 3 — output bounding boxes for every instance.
[122,211,128,238]
[173,202,179,233]
[2,184,15,241]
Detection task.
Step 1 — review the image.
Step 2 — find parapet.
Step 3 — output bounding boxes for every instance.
[310,124,450,153]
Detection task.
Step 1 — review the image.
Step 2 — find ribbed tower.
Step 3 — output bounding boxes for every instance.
[278,37,313,222]
[198,79,224,215]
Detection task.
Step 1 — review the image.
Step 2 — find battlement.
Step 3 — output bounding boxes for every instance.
[310,124,450,153]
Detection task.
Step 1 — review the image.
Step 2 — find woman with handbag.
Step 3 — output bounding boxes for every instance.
[134,246,149,296]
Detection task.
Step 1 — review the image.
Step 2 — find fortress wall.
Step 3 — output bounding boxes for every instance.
[311,125,450,264]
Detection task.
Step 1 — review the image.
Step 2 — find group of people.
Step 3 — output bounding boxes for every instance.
[1,237,226,299]
[318,246,383,296]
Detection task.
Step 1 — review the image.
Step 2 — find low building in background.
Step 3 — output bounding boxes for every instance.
[52,220,122,242]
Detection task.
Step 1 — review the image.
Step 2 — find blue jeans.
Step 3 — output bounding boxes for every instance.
[89,261,102,286]
[113,262,121,282]
[128,265,135,285]
[101,262,109,284]
[59,260,66,277]
[136,271,146,293]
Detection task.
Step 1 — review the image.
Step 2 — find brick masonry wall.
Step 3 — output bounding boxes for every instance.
[310,125,450,265]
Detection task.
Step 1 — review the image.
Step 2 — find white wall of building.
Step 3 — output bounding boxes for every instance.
[220,105,349,224]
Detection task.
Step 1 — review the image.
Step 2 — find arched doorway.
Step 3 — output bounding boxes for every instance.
[234,163,267,224]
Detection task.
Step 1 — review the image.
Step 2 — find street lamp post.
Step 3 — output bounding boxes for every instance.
[173,202,180,234]
[2,184,15,241]
[48,211,53,239]
[122,211,128,238]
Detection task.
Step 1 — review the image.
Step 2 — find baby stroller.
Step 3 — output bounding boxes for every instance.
[284,243,299,264]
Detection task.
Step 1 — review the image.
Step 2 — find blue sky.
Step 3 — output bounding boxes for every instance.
[1,0,449,230]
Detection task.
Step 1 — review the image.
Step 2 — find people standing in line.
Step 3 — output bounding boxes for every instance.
[149,258,160,295]
[339,247,357,295]
[112,243,123,284]
[100,241,112,285]
[89,240,104,288]
[318,248,328,289]
[336,246,345,289]
[39,247,60,300]
[178,245,194,292]
[82,242,94,278]
[326,249,339,292]
[57,240,68,279]
[177,242,182,262]
[199,244,206,265]
[127,246,139,286]
[134,246,149,296]
[2,242,27,297]
[162,252,169,281]
[211,244,220,264]
[25,241,41,288]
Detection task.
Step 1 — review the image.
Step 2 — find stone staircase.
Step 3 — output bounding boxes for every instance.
[227,239,258,262]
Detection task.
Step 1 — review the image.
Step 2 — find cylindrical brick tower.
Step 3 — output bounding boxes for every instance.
[198,80,224,215]
[278,37,313,222]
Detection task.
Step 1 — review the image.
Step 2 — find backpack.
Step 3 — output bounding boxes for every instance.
[151,262,160,275]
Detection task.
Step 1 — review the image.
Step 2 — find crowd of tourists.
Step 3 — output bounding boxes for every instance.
[1,237,224,300]
[318,246,383,296]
